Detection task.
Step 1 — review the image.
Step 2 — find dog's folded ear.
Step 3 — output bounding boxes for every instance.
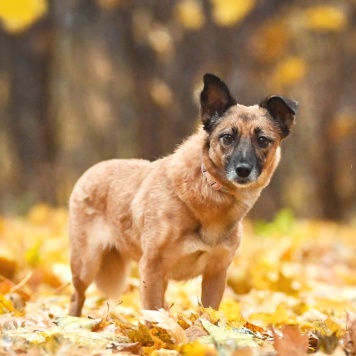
[200,74,237,132]
[260,95,299,138]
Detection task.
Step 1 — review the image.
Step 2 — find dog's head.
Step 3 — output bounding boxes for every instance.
[200,73,298,188]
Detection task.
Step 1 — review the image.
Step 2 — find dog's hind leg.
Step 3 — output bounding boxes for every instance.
[68,220,104,316]
[69,252,103,316]
[69,272,93,317]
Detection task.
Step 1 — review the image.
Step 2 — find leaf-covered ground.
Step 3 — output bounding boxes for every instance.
[1,205,356,355]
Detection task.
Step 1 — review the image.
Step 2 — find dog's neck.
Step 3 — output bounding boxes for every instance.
[200,141,235,194]
[201,164,229,193]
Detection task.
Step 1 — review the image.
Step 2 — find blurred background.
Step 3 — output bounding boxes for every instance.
[0,0,355,222]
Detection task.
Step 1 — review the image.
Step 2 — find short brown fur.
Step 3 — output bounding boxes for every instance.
[69,74,298,316]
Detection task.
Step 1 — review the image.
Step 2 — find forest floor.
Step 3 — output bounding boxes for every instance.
[1,205,356,355]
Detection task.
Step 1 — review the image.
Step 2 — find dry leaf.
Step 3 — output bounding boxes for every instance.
[273,325,309,356]
[185,325,208,342]
[342,311,356,355]
[1,205,356,354]
[141,309,188,344]
[200,319,259,348]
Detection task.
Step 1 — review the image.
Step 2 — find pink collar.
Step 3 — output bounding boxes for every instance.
[201,164,228,193]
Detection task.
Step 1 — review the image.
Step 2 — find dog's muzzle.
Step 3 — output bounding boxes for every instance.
[226,163,259,185]
[235,163,252,179]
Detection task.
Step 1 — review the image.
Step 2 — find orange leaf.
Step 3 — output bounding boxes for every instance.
[244,321,265,335]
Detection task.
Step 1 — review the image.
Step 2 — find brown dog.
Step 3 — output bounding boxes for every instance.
[68,73,298,316]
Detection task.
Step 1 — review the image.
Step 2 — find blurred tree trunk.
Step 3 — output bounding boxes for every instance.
[313,57,353,221]
[316,112,343,220]
[115,1,180,160]
[3,1,57,206]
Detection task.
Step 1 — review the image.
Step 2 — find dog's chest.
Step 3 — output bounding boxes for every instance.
[165,223,239,281]
[166,238,214,281]
[198,221,233,246]
[167,249,211,281]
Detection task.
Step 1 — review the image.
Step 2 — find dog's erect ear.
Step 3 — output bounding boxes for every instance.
[200,73,237,132]
[260,95,299,138]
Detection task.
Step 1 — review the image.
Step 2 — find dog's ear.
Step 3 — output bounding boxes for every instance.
[260,95,299,138]
[200,73,237,132]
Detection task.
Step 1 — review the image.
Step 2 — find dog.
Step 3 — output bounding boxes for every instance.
[68,73,298,316]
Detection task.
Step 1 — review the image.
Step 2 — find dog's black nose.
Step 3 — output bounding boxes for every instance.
[236,163,252,178]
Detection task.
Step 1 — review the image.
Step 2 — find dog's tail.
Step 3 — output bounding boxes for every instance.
[95,248,131,298]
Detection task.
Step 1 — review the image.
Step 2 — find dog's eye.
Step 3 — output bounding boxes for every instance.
[257,136,269,148]
[221,134,234,145]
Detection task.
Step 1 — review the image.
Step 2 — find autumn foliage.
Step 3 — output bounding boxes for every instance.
[1,205,356,355]
[1,0,356,222]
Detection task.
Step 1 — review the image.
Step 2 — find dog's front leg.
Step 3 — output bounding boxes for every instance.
[201,268,228,310]
[139,256,167,310]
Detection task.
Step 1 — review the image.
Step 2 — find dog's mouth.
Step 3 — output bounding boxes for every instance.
[235,177,253,185]
[232,177,258,188]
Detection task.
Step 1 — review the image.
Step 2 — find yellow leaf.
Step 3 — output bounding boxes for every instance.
[210,0,255,27]
[0,294,19,314]
[54,315,103,331]
[25,240,42,266]
[313,315,345,338]
[271,56,306,88]
[175,0,205,30]
[249,303,296,328]
[0,0,47,34]
[325,315,345,338]
[199,306,221,324]
[129,322,154,345]
[304,6,347,32]
[219,299,242,322]
[176,313,192,330]
[141,309,188,344]
[199,319,259,347]
[180,340,217,355]
[251,21,290,63]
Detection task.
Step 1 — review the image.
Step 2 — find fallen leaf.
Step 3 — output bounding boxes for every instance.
[1,206,356,354]
[200,319,259,348]
[180,340,217,356]
[342,311,356,355]
[315,331,339,355]
[185,325,208,342]
[273,325,309,356]
[141,309,188,344]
